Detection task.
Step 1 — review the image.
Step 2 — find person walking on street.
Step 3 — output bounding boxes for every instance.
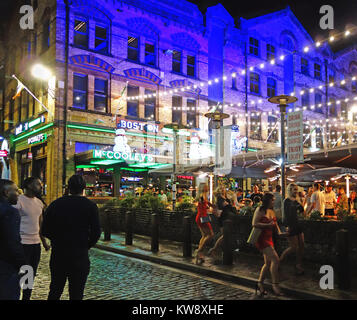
[323,184,337,217]
[194,184,214,265]
[280,183,305,275]
[208,187,235,258]
[41,175,101,300]
[0,179,26,300]
[14,177,50,300]
[306,183,325,216]
[253,192,285,297]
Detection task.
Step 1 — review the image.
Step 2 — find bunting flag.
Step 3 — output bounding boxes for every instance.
[12,80,24,100]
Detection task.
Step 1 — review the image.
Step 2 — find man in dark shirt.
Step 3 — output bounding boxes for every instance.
[0,179,26,300]
[41,175,101,300]
[250,185,263,203]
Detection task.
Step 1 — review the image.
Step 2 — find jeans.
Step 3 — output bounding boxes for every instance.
[0,268,20,300]
[48,252,90,300]
[22,243,41,300]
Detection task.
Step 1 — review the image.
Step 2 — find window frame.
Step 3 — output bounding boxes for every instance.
[301,58,309,76]
[187,55,196,77]
[266,44,275,61]
[72,73,88,110]
[144,89,156,120]
[249,37,259,57]
[172,50,182,74]
[126,85,139,118]
[127,35,140,62]
[172,96,182,124]
[314,63,321,80]
[74,17,89,49]
[94,24,109,55]
[250,72,260,94]
[267,77,277,98]
[94,78,108,113]
[186,99,197,128]
[144,39,156,67]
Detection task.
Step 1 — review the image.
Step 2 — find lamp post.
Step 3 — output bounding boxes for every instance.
[163,122,188,210]
[268,95,298,198]
[204,110,230,189]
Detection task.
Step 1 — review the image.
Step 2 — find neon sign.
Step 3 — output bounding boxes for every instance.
[0,150,8,157]
[28,133,47,145]
[15,116,46,136]
[93,150,154,163]
[117,119,159,133]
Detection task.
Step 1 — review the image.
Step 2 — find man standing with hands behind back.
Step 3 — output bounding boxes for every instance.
[41,175,101,300]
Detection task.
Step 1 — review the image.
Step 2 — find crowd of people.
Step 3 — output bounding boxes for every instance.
[194,182,357,297]
[0,175,101,300]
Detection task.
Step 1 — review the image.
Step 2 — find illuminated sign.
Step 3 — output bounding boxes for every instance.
[117,119,159,133]
[28,133,47,145]
[0,150,8,157]
[122,177,143,182]
[15,116,46,136]
[177,175,194,180]
[93,150,154,163]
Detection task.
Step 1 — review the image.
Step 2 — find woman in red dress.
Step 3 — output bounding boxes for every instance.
[252,192,285,297]
[195,184,214,265]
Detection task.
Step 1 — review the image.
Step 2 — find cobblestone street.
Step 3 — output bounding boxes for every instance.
[31,248,261,300]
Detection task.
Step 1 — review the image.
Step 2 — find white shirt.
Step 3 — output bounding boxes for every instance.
[14,194,44,244]
[311,191,325,215]
[323,191,336,210]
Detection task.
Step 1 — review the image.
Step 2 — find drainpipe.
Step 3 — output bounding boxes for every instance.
[62,0,71,194]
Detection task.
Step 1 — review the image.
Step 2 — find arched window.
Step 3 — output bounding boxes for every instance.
[282,37,294,52]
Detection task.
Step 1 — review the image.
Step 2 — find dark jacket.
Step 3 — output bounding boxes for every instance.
[41,195,101,258]
[0,199,26,273]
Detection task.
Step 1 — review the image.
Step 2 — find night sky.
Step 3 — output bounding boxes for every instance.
[0,0,356,50]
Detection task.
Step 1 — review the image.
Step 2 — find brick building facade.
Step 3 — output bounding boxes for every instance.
[1,0,357,202]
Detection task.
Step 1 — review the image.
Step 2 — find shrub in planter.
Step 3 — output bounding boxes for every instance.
[134,193,165,212]
[175,196,195,213]
[337,208,349,221]
[308,210,328,221]
[342,214,357,223]
[100,198,121,213]
[118,195,137,209]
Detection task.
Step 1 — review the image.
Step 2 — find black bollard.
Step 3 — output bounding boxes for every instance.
[104,209,111,241]
[125,211,133,245]
[223,219,233,265]
[336,229,350,290]
[183,216,192,257]
[151,213,159,252]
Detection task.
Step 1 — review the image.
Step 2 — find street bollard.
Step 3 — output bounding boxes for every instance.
[223,219,233,265]
[183,216,192,257]
[125,211,133,245]
[336,229,350,290]
[104,209,111,241]
[151,213,159,252]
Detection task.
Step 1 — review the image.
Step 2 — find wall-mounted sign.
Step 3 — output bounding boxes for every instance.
[28,152,33,160]
[15,115,46,136]
[0,150,8,157]
[122,177,143,182]
[287,111,304,164]
[93,150,154,163]
[177,175,194,180]
[28,133,47,145]
[231,125,247,155]
[116,119,159,133]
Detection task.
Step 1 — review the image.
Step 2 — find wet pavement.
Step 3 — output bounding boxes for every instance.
[30,247,269,300]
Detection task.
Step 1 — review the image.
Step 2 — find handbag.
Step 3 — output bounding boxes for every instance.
[247,227,262,245]
[200,215,212,224]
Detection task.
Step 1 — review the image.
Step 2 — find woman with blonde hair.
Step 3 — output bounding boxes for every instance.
[195,183,214,264]
[280,183,305,275]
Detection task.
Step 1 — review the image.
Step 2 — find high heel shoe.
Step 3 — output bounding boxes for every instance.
[255,282,268,297]
[272,283,284,296]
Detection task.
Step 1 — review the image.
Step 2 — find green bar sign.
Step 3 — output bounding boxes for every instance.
[93,150,154,163]
[28,133,47,145]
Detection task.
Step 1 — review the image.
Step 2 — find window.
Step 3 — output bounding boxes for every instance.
[95,25,108,54]
[341,101,348,120]
[9,99,14,129]
[172,96,182,124]
[94,78,107,112]
[250,114,261,140]
[301,89,309,107]
[267,116,278,142]
[329,71,335,83]
[145,41,156,66]
[74,19,88,49]
[127,86,139,117]
[329,98,336,116]
[301,58,309,75]
[283,37,294,51]
[232,77,237,90]
[42,19,50,51]
[266,44,275,60]
[128,36,139,62]
[314,63,321,79]
[303,124,311,148]
[249,37,259,56]
[267,77,276,98]
[144,89,156,120]
[314,93,323,114]
[172,50,182,73]
[352,80,357,93]
[187,99,197,128]
[250,72,260,94]
[73,74,87,110]
[187,55,196,77]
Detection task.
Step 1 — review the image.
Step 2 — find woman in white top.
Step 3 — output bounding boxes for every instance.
[14,177,50,300]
